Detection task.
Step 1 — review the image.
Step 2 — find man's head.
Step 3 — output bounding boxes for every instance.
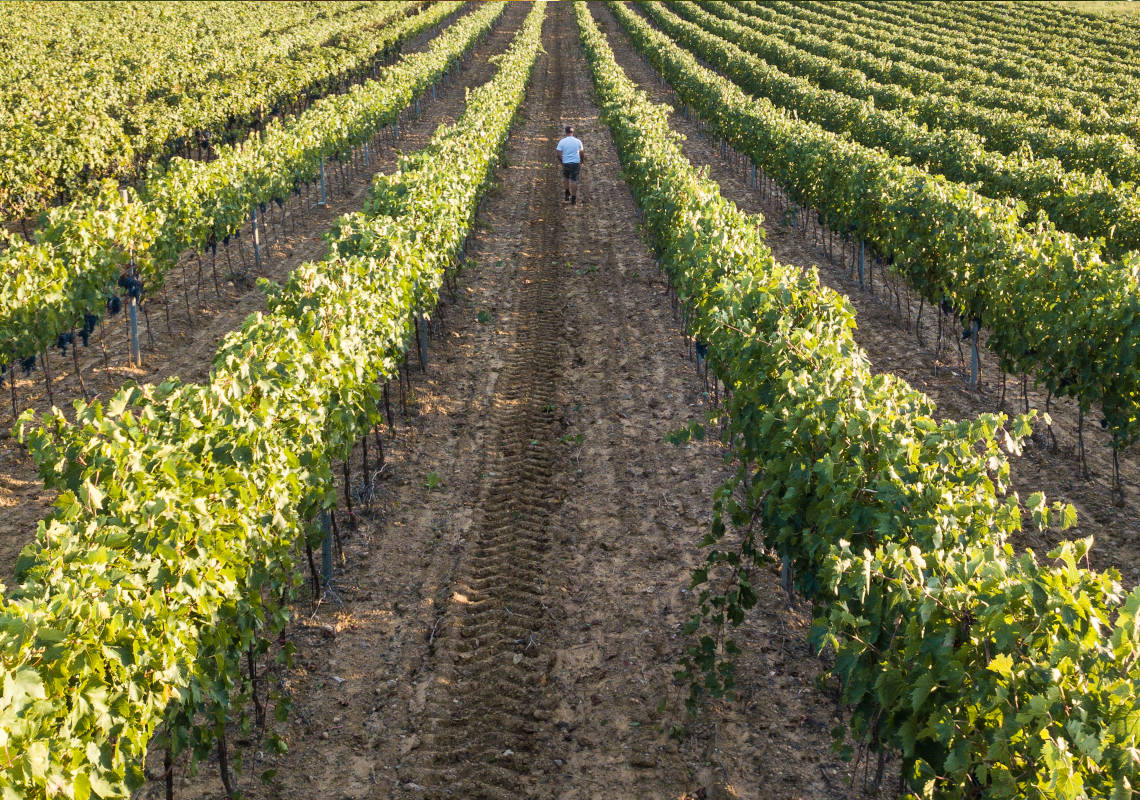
[565,126,573,135]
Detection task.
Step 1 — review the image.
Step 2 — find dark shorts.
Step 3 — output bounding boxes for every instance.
[562,162,580,181]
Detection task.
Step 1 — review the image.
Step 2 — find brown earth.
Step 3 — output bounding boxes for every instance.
[0,3,525,580]
[601,2,1140,581]
[150,3,891,799]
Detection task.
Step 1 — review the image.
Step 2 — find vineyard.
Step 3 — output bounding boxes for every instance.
[1,2,1140,798]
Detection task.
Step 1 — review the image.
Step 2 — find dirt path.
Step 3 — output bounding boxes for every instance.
[407,18,571,793]
[600,3,1140,579]
[0,3,528,580]
[168,5,891,799]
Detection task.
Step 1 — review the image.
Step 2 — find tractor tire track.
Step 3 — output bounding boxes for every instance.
[407,6,566,798]
[172,3,886,799]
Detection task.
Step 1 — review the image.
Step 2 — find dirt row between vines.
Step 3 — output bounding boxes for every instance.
[602,3,1140,579]
[163,4,887,799]
[0,3,528,579]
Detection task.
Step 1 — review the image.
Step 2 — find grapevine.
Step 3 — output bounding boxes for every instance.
[0,0,496,388]
[657,1,1140,256]
[0,2,419,221]
[704,1,1140,139]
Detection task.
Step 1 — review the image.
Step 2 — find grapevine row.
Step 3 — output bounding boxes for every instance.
[0,0,494,371]
[698,0,1139,142]
[772,0,1140,126]
[656,2,1140,257]
[805,0,1140,115]
[610,0,1140,448]
[997,0,1140,50]
[577,4,1140,797]
[859,0,1140,77]
[0,2,419,221]
[704,1,1140,187]
[824,0,1140,101]
[0,4,545,797]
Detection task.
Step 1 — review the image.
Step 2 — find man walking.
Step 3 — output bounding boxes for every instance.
[556,125,583,204]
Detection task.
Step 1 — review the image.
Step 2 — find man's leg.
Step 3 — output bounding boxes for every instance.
[570,177,578,204]
[563,169,570,200]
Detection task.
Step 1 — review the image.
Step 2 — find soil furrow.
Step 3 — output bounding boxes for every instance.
[408,12,567,791]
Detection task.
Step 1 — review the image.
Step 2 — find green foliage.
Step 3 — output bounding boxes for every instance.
[657,1,1140,257]
[0,0,484,366]
[0,4,546,797]
[665,420,706,445]
[610,0,1140,448]
[703,0,1140,182]
[0,1,418,219]
[576,2,1140,797]
[835,0,1140,89]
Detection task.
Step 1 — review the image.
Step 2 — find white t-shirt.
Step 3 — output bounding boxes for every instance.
[556,136,583,164]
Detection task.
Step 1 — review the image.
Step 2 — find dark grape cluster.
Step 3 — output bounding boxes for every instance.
[117,274,143,300]
[56,331,74,356]
[79,313,99,347]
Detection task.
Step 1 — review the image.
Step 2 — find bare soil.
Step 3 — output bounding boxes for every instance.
[155,4,890,799]
[0,4,523,580]
[602,3,1140,581]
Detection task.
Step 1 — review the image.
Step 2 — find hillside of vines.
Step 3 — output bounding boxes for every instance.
[2,2,1140,799]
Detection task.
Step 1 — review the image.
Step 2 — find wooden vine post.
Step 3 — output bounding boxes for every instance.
[317,158,328,208]
[251,206,263,272]
[968,319,981,390]
[415,315,429,371]
[127,287,142,367]
[120,188,142,367]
